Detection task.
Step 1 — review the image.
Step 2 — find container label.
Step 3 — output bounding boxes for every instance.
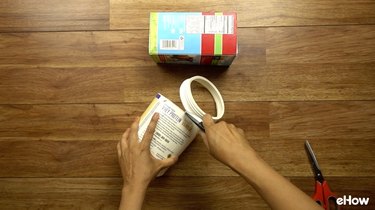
[204,15,234,34]
[138,94,198,161]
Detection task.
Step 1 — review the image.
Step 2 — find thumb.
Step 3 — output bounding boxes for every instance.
[202,114,215,128]
[159,155,178,168]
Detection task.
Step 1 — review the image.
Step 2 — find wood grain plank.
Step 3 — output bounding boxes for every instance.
[0,138,373,177]
[1,101,374,177]
[0,0,109,32]
[172,137,375,177]
[270,101,375,139]
[0,31,152,68]
[110,0,375,29]
[1,101,374,140]
[266,26,375,64]
[0,177,122,210]
[1,63,374,104]
[0,177,374,210]
[1,26,373,68]
[0,102,269,141]
[2,101,374,142]
[0,28,264,67]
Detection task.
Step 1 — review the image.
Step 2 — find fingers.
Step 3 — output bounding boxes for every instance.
[237,127,245,137]
[141,112,159,148]
[228,123,239,136]
[202,114,215,128]
[129,116,140,145]
[159,155,178,169]
[228,123,246,138]
[120,128,130,152]
[228,123,236,131]
[117,142,122,157]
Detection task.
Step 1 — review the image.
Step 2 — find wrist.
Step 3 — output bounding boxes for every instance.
[120,182,148,210]
[229,146,256,166]
[122,182,149,193]
[229,147,261,176]
[232,150,275,189]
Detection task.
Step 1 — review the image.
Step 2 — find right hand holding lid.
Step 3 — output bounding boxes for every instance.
[199,114,256,170]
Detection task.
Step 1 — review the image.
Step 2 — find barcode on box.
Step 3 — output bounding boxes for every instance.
[204,15,234,34]
[160,39,177,50]
[160,37,184,50]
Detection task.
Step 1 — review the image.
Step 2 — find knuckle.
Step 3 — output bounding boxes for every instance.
[218,121,226,127]
[122,141,128,148]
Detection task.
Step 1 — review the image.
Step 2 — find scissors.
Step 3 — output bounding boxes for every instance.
[305,140,340,210]
[185,112,205,132]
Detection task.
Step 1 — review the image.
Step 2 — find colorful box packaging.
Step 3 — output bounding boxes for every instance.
[149,12,237,66]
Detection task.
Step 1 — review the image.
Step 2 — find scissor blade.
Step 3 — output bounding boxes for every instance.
[305,140,324,183]
[185,112,205,132]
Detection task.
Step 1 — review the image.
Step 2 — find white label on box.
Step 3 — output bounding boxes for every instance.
[204,15,234,34]
[186,15,204,34]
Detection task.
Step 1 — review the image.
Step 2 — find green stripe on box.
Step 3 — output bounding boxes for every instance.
[214,12,223,55]
[214,34,222,55]
[149,12,158,55]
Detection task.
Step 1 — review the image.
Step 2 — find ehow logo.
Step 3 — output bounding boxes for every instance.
[336,195,370,206]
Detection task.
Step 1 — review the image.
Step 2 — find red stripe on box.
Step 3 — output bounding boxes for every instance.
[201,12,215,55]
[201,34,215,55]
[222,13,237,55]
[222,34,237,55]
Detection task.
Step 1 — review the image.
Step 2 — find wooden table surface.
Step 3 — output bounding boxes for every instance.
[0,1,374,209]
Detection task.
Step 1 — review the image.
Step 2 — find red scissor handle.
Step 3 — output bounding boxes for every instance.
[313,180,340,210]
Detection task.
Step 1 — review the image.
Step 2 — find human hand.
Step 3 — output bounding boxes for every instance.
[200,115,323,210]
[117,113,178,189]
[200,114,256,170]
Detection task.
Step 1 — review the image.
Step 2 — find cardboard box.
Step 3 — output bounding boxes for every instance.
[149,12,237,66]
